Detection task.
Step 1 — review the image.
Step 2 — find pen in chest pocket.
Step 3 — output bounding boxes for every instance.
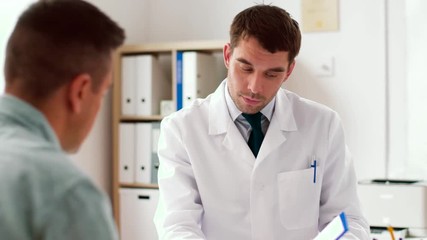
[310,155,317,183]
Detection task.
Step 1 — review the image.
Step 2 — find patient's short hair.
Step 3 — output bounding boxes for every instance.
[5,0,125,98]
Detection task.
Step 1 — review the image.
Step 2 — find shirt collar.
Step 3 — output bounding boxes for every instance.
[224,81,275,121]
[0,94,61,149]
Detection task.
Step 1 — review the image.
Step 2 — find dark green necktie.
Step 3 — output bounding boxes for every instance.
[242,112,264,157]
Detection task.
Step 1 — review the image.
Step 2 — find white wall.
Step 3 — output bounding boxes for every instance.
[145,0,252,41]
[87,0,149,44]
[404,0,427,178]
[388,0,427,180]
[284,0,387,180]
[387,0,407,179]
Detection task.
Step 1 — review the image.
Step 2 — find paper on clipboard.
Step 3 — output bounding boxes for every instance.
[314,212,349,240]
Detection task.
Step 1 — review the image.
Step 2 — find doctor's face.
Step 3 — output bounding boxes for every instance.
[223,37,295,114]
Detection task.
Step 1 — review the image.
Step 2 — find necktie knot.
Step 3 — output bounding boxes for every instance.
[242,112,264,157]
[242,112,262,129]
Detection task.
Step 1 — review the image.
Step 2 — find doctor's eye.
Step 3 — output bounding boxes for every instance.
[265,73,278,78]
[240,66,253,73]
[265,70,281,79]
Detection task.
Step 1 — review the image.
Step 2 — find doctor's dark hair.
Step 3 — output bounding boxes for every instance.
[4,0,125,99]
[229,4,301,63]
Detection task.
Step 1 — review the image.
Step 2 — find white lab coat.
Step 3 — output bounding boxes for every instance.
[154,80,370,240]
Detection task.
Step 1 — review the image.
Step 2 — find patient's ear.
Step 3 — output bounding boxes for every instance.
[68,73,92,113]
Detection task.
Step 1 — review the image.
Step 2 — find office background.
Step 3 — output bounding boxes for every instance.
[1,0,426,200]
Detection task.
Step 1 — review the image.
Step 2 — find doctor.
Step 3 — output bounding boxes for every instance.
[154,4,370,240]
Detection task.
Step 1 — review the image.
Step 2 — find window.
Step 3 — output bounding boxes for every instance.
[389,0,427,180]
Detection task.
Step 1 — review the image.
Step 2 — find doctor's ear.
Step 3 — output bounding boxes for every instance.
[282,61,296,84]
[286,61,296,78]
[223,43,231,68]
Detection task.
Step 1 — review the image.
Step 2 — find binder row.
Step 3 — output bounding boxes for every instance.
[121,54,171,116]
[119,52,223,185]
[119,122,160,184]
[176,51,222,110]
[122,52,221,115]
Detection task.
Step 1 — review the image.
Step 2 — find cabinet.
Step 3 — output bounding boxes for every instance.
[119,188,159,240]
[111,40,226,237]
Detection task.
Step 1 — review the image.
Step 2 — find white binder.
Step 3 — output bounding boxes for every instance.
[121,56,137,115]
[135,55,171,115]
[135,123,152,184]
[120,188,159,240]
[119,123,135,184]
[182,52,219,108]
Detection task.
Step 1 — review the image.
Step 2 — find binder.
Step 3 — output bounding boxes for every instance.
[135,55,171,116]
[151,122,161,184]
[134,122,161,184]
[119,123,135,183]
[135,123,152,184]
[121,56,137,115]
[120,188,159,240]
[176,51,183,110]
[182,51,220,108]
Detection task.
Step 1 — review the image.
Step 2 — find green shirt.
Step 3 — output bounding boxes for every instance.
[0,95,118,240]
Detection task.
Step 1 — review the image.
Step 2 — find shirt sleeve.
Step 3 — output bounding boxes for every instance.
[154,117,207,240]
[319,112,371,240]
[41,179,118,240]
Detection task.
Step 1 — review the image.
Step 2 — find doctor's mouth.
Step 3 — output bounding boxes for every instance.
[241,94,265,106]
[242,96,261,106]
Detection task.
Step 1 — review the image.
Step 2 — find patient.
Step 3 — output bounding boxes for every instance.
[0,0,124,239]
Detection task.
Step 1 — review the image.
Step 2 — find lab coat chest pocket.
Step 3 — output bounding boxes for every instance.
[277,167,321,230]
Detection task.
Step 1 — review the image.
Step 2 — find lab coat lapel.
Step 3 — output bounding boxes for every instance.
[208,80,255,161]
[256,88,298,162]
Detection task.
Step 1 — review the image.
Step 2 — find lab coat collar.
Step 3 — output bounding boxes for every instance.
[208,80,298,161]
[255,87,298,161]
[208,80,298,135]
[209,80,255,161]
[273,87,298,132]
[208,80,230,135]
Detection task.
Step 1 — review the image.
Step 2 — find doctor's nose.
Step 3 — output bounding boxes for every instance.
[247,74,263,94]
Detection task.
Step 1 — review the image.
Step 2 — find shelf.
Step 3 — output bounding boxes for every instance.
[112,40,225,233]
[120,183,159,189]
[119,40,226,54]
[120,115,163,122]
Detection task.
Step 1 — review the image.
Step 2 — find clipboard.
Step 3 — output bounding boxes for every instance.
[314,212,349,240]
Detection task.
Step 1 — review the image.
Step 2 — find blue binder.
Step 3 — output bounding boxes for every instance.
[176,51,183,110]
